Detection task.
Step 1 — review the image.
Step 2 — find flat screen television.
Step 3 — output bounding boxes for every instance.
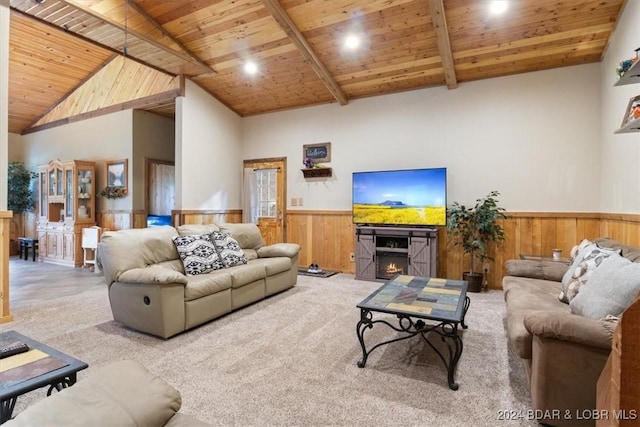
[352,167,447,226]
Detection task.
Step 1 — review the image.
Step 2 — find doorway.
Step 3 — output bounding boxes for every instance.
[146,158,175,226]
[242,158,286,245]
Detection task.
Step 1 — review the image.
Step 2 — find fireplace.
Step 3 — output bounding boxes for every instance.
[376,251,409,280]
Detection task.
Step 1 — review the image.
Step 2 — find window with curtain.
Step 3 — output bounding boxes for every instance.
[243,167,277,223]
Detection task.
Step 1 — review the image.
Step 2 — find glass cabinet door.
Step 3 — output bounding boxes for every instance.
[56,168,64,195]
[39,171,47,217]
[77,168,92,219]
[65,169,73,219]
[49,169,56,196]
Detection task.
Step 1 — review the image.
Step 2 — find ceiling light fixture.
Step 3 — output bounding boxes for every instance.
[244,61,258,75]
[489,0,509,15]
[344,34,360,50]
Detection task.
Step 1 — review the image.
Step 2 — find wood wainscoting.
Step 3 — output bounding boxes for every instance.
[1,211,13,324]
[283,211,640,290]
[172,210,243,227]
[97,210,148,231]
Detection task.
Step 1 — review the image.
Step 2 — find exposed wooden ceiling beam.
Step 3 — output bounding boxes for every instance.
[9,8,173,77]
[61,0,211,75]
[428,0,457,89]
[261,0,348,106]
[126,0,216,75]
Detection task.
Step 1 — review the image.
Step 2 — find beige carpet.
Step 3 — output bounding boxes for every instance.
[1,274,535,426]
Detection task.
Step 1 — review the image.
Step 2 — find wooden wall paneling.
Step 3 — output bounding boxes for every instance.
[436,228,448,279]
[132,211,148,229]
[539,217,557,256]
[518,217,534,256]
[558,217,578,254]
[577,217,601,244]
[0,212,13,324]
[625,221,640,248]
[443,229,465,281]
[172,210,242,226]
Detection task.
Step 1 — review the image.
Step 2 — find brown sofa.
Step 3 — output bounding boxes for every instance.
[502,238,640,427]
[98,223,300,339]
[5,360,210,426]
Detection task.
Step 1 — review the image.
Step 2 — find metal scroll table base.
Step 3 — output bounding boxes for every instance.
[356,296,470,390]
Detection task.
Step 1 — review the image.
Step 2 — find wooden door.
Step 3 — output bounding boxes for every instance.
[243,158,286,245]
[146,159,175,217]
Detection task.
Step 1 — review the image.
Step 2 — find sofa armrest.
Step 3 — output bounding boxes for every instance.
[257,243,300,258]
[6,360,187,426]
[505,259,568,282]
[524,310,616,351]
[117,266,188,285]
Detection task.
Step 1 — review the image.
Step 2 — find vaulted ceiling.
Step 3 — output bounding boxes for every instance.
[8,0,627,135]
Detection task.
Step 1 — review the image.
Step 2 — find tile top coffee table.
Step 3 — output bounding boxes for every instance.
[356,275,470,390]
[0,330,88,424]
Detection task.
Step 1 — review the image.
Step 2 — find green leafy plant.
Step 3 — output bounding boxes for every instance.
[99,186,127,199]
[447,190,507,275]
[8,162,37,213]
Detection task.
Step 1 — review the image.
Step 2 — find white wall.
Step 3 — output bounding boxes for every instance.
[132,110,175,210]
[8,133,22,162]
[21,110,133,210]
[175,80,242,210]
[600,1,640,213]
[242,64,602,212]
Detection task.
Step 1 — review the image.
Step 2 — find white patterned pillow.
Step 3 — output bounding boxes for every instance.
[210,231,248,267]
[559,247,620,303]
[570,254,640,319]
[172,234,224,276]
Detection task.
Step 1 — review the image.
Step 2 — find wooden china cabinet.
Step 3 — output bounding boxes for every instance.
[36,159,96,267]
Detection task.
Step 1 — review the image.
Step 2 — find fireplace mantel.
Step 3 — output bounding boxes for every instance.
[354,225,438,282]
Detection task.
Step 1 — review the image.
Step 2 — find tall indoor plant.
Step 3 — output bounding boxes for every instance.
[447,190,507,292]
[7,162,37,253]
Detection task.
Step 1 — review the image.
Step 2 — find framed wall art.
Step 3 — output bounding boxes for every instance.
[105,159,128,189]
[303,142,331,163]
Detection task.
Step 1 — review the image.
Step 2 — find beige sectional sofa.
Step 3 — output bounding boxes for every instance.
[502,238,640,427]
[98,223,300,338]
[5,360,210,426]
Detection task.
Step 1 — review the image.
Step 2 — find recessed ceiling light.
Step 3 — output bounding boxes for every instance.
[344,34,360,50]
[244,61,258,75]
[489,0,509,15]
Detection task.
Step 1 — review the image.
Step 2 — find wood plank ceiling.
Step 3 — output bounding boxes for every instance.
[7,0,626,134]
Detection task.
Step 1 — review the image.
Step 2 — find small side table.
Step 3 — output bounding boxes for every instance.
[17,238,38,262]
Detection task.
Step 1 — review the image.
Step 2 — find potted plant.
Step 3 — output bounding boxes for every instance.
[447,190,507,292]
[7,162,37,254]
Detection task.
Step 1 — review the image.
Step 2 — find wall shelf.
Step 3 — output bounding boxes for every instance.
[614,53,640,133]
[615,117,640,134]
[615,59,640,86]
[301,167,332,178]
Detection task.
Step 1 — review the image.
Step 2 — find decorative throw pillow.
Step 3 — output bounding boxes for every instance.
[172,234,224,276]
[560,240,595,301]
[210,231,248,267]
[570,254,640,319]
[559,247,619,303]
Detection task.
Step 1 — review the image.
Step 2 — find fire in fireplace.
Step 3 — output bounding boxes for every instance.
[376,251,409,280]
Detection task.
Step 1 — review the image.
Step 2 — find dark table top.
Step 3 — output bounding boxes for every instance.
[0,330,88,401]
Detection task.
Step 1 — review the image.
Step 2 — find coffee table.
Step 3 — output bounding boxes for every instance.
[356,275,470,390]
[0,330,88,424]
